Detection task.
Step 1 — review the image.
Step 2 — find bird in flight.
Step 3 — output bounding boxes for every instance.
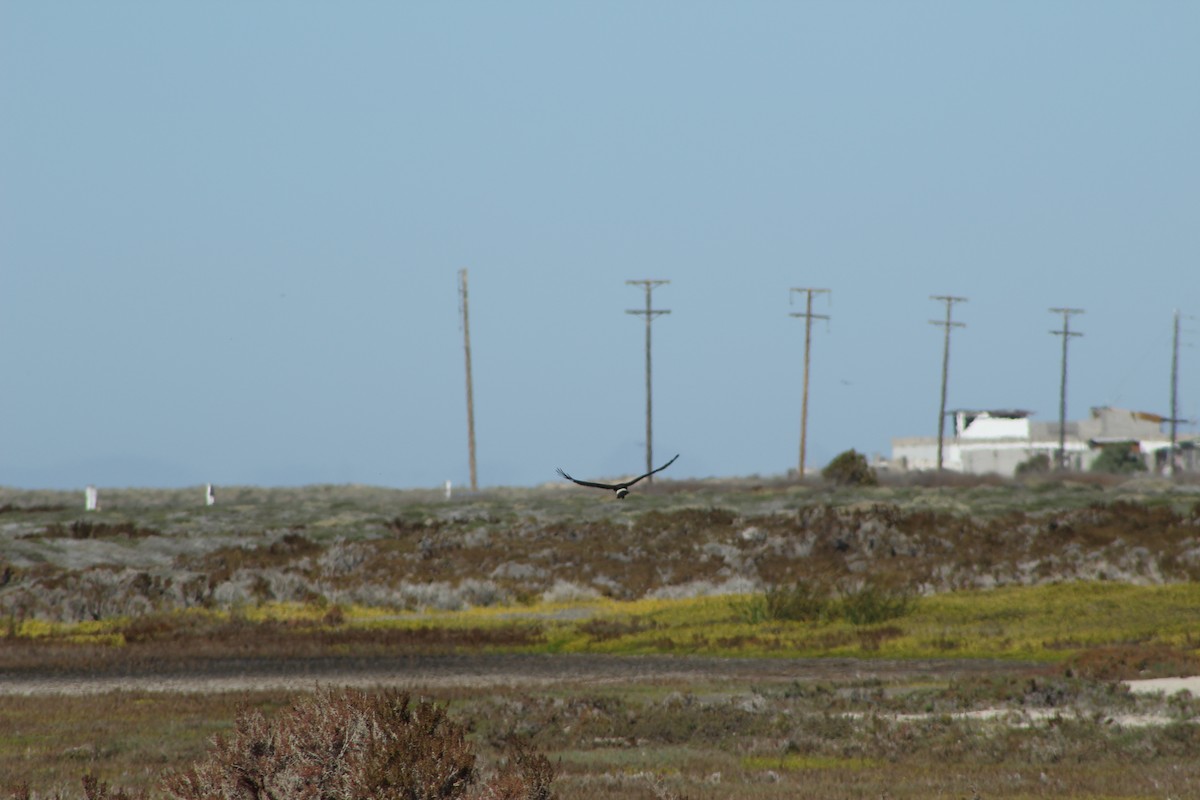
[556,454,679,499]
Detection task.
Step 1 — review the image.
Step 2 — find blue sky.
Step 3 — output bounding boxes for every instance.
[2,2,1197,489]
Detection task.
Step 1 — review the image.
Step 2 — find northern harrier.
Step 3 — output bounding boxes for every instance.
[556,454,679,499]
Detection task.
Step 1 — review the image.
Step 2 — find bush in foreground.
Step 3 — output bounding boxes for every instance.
[163,687,555,800]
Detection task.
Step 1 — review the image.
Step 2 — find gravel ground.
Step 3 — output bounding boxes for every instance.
[0,653,1027,696]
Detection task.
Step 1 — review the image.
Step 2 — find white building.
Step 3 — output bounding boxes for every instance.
[891,406,1196,476]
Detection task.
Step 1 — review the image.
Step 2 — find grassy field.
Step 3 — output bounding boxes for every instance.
[2,474,1200,798]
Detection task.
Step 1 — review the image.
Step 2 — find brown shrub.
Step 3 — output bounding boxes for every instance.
[38,520,161,540]
[82,774,147,800]
[478,737,556,800]
[162,687,555,800]
[1066,644,1200,681]
[188,532,323,588]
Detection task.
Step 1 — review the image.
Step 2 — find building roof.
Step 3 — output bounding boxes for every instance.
[947,408,1033,419]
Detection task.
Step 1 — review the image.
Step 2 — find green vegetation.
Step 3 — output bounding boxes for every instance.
[731,580,829,624]
[3,475,1200,798]
[1091,442,1149,474]
[1014,453,1050,476]
[5,580,1200,668]
[820,448,878,486]
[730,578,916,628]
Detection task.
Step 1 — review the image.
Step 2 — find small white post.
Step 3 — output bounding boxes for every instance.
[205,484,216,506]
[444,480,452,500]
[85,485,98,512]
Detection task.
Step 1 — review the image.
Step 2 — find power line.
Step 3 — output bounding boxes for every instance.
[626,280,671,483]
[1049,307,1084,471]
[789,288,830,478]
[929,295,967,471]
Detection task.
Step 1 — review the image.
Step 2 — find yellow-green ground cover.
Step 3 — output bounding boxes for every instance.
[13,580,1200,666]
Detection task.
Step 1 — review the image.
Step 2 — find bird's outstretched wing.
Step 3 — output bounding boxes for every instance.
[622,453,680,488]
[556,467,620,492]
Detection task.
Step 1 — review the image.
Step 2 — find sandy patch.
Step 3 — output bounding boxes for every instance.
[1124,676,1200,696]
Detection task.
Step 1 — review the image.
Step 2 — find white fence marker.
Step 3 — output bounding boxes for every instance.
[444,480,452,500]
[85,485,98,511]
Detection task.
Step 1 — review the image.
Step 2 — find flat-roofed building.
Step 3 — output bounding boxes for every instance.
[891,406,1197,476]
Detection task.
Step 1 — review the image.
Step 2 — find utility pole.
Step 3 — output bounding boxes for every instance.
[929,295,967,471]
[1170,309,1180,477]
[1049,307,1084,471]
[626,280,671,482]
[458,269,478,491]
[789,288,830,478]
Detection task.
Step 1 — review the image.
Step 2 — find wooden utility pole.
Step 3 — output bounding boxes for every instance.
[458,269,478,491]
[1170,309,1180,476]
[626,280,671,482]
[789,288,830,478]
[1049,307,1084,471]
[930,295,967,471]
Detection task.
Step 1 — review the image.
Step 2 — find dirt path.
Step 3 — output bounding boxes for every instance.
[0,653,1030,696]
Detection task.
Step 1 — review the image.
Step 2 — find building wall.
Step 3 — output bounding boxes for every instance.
[890,407,1189,477]
[889,437,960,472]
[891,437,1091,476]
[1080,407,1165,441]
[961,446,1036,476]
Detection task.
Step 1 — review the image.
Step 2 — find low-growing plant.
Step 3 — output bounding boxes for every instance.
[1065,643,1200,681]
[37,520,161,540]
[82,774,146,800]
[766,580,829,621]
[734,578,914,627]
[486,737,557,800]
[834,580,917,625]
[727,592,769,624]
[162,687,556,800]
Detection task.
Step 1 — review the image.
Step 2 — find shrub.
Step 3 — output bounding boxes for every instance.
[1015,453,1051,476]
[761,581,828,622]
[822,449,878,486]
[833,581,916,625]
[732,581,829,624]
[82,774,146,800]
[736,579,915,626]
[1090,443,1148,475]
[42,520,160,540]
[483,737,557,800]
[162,687,555,800]
[1065,644,1200,681]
